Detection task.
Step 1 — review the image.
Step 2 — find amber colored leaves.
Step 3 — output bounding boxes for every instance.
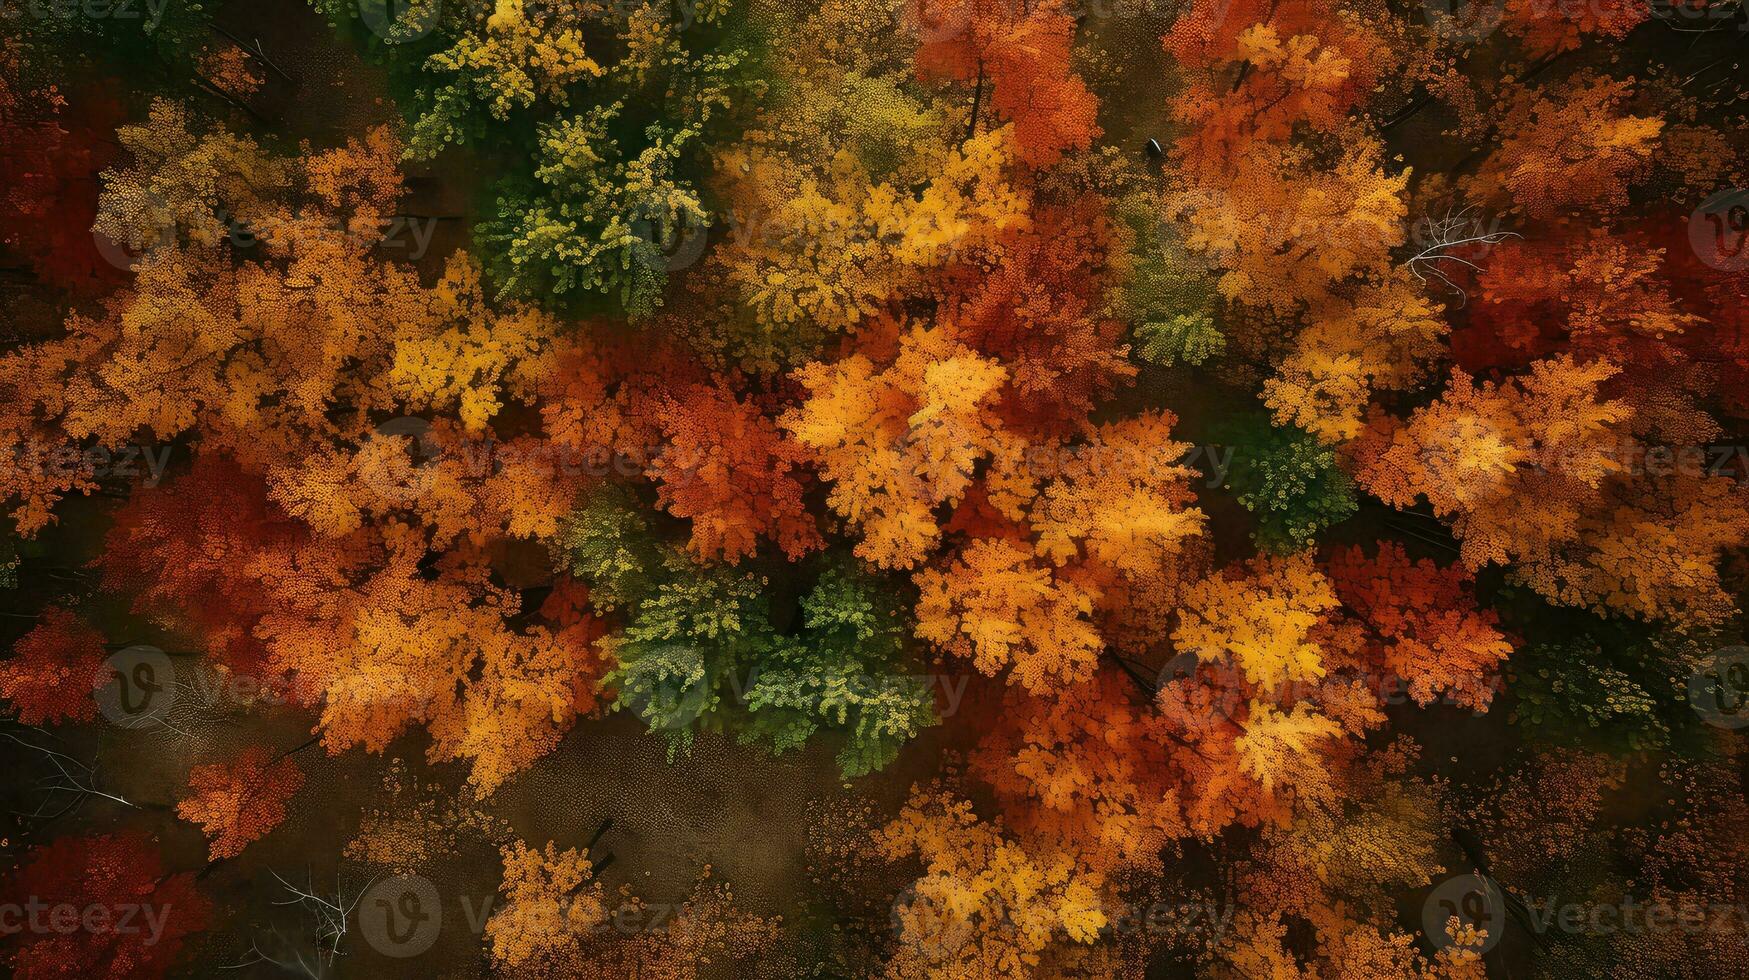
[1351,355,1749,622]
[973,670,1186,872]
[0,607,107,725]
[1164,0,1389,174]
[1469,74,1662,221]
[485,839,609,973]
[1351,355,1629,570]
[1174,136,1408,315]
[877,784,1108,977]
[785,325,1015,568]
[916,538,1102,693]
[1174,553,1338,693]
[1501,0,1647,58]
[941,198,1135,437]
[176,745,305,860]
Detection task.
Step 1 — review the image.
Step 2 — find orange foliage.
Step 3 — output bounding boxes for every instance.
[176,745,304,860]
[1164,0,1389,174]
[1324,542,1513,710]
[784,325,1017,568]
[648,381,821,563]
[910,0,1099,166]
[877,784,1108,977]
[916,537,1102,693]
[973,670,1187,872]
[1469,74,1662,221]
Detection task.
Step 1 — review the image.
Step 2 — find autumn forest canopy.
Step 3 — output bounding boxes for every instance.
[3,0,1749,976]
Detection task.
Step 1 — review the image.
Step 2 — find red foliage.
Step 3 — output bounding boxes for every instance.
[0,606,107,725]
[537,577,611,716]
[1164,0,1387,173]
[0,52,127,296]
[648,380,822,563]
[99,454,315,673]
[177,746,305,860]
[1,834,210,980]
[942,198,1135,438]
[1324,542,1513,710]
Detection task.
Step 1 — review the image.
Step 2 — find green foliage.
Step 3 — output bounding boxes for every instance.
[607,560,773,758]
[1109,191,1222,367]
[1508,636,1679,755]
[478,108,709,317]
[1216,415,1357,553]
[564,500,935,776]
[8,0,213,81]
[740,565,936,778]
[310,0,764,318]
[555,486,664,611]
[822,73,940,182]
[1134,311,1224,367]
